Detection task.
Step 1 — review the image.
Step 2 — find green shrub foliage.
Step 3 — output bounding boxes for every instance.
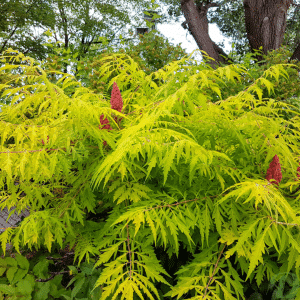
[87,29,196,98]
[0,46,300,299]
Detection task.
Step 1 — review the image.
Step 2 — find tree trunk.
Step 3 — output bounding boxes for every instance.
[180,0,300,69]
[243,0,293,65]
[289,41,300,62]
[180,0,230,69]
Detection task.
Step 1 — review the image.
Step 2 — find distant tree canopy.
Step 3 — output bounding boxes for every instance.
[0,0,167,61]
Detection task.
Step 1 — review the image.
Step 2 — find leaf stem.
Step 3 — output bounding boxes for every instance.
[203,243,226,299]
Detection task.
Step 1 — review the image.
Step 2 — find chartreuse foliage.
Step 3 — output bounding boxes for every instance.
[1,46,300,299]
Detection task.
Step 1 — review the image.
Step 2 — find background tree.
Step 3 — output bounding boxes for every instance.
[208,0,300,62]
[157,0,300,68]
[0,0,57,60]
[3,0,300,71]
[0,0,167,63]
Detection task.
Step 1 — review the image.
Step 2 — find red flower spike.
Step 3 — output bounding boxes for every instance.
[110,82,123,113]
[99,115,112,147]
[297,164,300,179]
[99,115,112,130]
[99,82,123,148]
[265,154,282,186]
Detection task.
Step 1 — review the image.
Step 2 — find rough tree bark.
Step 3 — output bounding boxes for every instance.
[180,0,231,69]
[243,0,293,65]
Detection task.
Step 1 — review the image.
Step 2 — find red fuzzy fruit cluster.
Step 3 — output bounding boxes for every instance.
[99,82,123,147]
[110,82,123,113]
[266,154,282,186]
